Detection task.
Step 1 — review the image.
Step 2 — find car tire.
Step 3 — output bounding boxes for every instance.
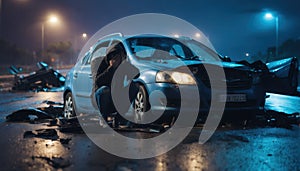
[133,85,149,124]
[63,92,76,118]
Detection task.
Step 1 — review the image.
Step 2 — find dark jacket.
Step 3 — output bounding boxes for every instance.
[94,43,125,91]
[95,58,115,90]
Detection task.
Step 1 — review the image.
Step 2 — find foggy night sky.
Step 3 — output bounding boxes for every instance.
[1,0,300,61]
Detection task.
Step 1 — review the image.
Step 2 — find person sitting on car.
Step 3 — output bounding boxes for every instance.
[94,43,126,123]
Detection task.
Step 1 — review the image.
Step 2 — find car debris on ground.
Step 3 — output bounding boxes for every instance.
[3,100,300,170]
[6,100,300,134]
[9,62,65,92]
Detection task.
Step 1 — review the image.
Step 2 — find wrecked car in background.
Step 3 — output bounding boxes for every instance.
[9,62,66,91]
[237,57,299,96]
[264,57,299,95]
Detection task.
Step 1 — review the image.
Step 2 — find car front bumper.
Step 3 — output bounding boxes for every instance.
[144,82,266,121]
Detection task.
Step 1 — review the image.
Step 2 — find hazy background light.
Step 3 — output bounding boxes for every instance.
[41,14,61,58]
[82,33,87,38]
[1,1,299,62]
[48,15,58,23]
[263,11,279,60]
[264,13,274,20]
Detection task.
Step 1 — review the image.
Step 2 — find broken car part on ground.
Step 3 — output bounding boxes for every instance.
[9,62,65,92]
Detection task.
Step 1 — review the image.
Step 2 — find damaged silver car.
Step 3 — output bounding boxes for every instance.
[63,34,266,125]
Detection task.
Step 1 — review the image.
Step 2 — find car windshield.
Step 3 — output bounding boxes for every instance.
[126,36,220,62]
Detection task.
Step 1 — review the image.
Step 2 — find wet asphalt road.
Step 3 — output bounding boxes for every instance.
[0,91,299,171]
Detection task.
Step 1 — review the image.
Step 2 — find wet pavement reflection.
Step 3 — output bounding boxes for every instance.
[0,91,299,170]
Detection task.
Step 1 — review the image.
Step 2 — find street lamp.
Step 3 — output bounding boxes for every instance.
[41,15,59,58]
[82,33,87,39]
[264,12,279,62]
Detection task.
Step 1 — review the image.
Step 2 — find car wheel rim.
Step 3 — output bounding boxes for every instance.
[134,91,144,123]
[64,96,74,118]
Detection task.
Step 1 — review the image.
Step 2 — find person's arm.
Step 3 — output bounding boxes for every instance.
[95,62,114,87]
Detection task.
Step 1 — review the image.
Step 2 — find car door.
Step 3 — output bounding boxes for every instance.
[89,40,111,113]
[72,52,94,114]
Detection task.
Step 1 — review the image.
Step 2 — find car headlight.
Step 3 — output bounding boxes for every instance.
[156,71,196,85]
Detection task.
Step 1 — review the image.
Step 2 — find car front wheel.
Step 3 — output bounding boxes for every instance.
[134,85,148,124]
[63,92,76,118]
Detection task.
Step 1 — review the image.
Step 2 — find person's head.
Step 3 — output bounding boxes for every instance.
[106,42,126,65]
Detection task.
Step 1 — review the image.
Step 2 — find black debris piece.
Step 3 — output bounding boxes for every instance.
[42,100,64,106]
[265,110,300,129]
[37,106,64,118]
[9,62,65,92]
[6,108,53,122]
[59,138,72,144]
[23,129,59,140]
[58,117,84,134]
[32,156,71,169]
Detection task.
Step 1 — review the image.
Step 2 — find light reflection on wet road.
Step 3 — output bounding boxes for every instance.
[0,91,299,170]
[0,92,63,121]
[266,93,300,114]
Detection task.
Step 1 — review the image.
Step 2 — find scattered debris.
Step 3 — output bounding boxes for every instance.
[264,110,300,129]
[6,100,64,123]
[32,156,71,169]
[38,106,63,118]
[6,99,300,143]
[9,62,65,92]
[42,100,64,106]
[23,129,59,140]
[59,138,72,145]
[115,124,165,133]
[6,108,54,122]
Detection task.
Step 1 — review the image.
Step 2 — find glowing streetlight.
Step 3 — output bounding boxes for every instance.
[264,13,273,20]
[41,15,60,57]
[82,33,87,39]
[49,15,58,23]
[264,12,279,61]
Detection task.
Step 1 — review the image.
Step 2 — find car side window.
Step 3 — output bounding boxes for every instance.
[134,46,156,58]
[170,44,185,58]
[91,41,110,62]
[187,42,218,61]
[81,52,91,65]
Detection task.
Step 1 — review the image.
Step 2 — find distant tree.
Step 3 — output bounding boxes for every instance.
[280,38,300,59]
[45,41,74,66]
[249,51,266,63]
[262,38,300,62]
[266,46,276,62]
